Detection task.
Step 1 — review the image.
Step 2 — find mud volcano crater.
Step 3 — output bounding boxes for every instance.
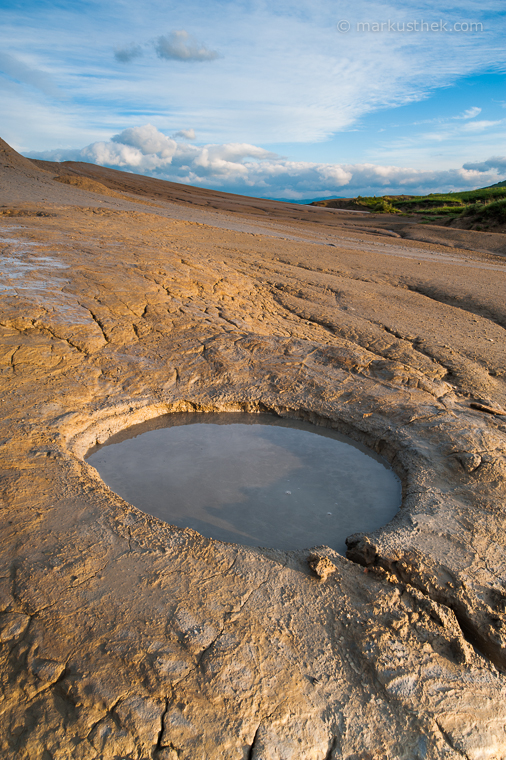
[86,412,401,553]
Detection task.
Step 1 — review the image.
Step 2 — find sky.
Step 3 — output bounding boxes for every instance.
[1,0,506,199]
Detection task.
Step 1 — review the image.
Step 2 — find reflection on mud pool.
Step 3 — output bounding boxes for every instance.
[86,413,401,553]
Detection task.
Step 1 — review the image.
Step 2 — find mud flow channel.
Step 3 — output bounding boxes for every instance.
[86,412,402,553]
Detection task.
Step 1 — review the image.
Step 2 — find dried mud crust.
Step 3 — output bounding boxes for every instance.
[1,191,506,760]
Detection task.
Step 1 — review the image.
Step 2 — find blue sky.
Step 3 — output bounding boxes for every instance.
[1,0,505,198]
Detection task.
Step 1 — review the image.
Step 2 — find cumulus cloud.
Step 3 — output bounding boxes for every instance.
[111,124,177,157]
[172,129,196,140]
[155,30,218,62]
[28,124,506,199]
[114,44,143,63]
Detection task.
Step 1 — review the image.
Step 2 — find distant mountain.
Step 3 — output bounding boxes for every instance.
[266,196,347,205]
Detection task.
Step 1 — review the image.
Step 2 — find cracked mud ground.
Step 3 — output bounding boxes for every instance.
[1,140,506,759]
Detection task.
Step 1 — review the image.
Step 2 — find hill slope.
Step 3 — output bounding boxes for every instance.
[0,137,51,178]
[312,186,506,232]
[0,136,505,256]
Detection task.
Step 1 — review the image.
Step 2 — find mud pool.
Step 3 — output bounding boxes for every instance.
[86,413,401,553]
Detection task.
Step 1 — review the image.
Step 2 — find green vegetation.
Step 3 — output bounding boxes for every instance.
[371,186,506,214]
[355,197,401,213]
[485,180,506,189]
[459,197,506,225]
[416,205,465,215]
[313,184,506,228]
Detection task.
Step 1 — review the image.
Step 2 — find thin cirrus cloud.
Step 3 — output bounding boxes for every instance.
[2,0,505,153]
[0,51,63,99]
[420,115,505,143]
[461,119,503,132]
[453,107,482,120]
[27,124,506,199]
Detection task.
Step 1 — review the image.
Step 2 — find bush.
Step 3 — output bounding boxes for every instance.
[370,199,400,213]
[460,198,506,224]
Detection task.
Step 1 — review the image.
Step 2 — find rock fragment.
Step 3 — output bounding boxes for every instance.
[457,452,482,472]
[308,553,336,581]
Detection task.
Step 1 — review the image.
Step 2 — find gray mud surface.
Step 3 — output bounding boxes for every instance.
[86,413,401,554]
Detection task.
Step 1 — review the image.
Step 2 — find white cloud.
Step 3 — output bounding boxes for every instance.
[411,107,482,127]
[114,30,219,66]
[461,119,503,132]
[155,30,218,62]
[2,0,505,149]
[28,124,506,199]
[453,107,482,120]
[111,124,177,157]
[420,117,505,144]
